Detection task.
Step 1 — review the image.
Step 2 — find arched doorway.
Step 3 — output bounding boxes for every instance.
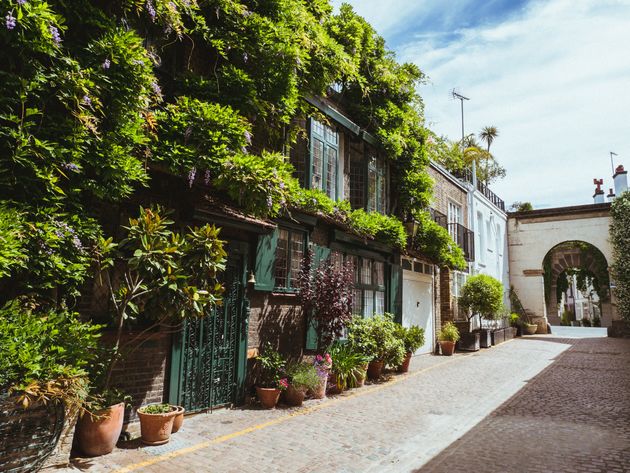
[542,241,612,326]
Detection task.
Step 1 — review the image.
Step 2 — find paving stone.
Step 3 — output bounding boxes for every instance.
[59,337,630,472]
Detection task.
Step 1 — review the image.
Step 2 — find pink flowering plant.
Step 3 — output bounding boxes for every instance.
[278,378,289,391]
[313,353,333,377]
[256,343,286,389]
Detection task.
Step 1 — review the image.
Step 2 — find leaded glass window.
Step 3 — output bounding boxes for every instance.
[274,227,306,291]
[310,119,339,200]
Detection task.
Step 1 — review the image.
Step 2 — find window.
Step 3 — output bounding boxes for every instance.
[367,156,386,214]
[310,119,339,200]
[352,256,386,318]
[274,227,305,291]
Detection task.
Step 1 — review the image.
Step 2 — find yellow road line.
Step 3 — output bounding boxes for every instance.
[115,353,472,473]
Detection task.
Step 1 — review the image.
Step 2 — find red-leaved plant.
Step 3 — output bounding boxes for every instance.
[298,249,354,350]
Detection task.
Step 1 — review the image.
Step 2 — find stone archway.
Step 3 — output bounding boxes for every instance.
[543,241,612,326]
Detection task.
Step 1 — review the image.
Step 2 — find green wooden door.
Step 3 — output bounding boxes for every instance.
[169,242,249,411]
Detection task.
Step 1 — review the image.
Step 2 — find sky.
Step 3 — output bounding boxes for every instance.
[330,0,630,208]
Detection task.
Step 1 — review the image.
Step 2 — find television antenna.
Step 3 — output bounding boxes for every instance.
[610,151,618,175]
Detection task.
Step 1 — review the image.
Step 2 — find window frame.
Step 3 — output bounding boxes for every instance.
[273,226,307,292]
[366,155,387,214]
[309,118,340,200]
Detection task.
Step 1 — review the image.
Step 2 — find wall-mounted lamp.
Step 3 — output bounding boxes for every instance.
[247,271,256,284]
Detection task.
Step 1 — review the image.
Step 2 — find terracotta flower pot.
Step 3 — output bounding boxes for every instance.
[367,360,384,380]
[439,341,456,356]
[310,373,328,399]
[284,385,307,407]
[137,406,177,446]
[398,352,413,373]
[171,406,185,433]
[256,387,281,409]
[76,402,125,457]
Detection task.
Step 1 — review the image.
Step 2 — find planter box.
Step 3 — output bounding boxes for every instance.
[491,328,505,345]
[457,332,480,351]
[479,329,492,348]
[504,327,516,340]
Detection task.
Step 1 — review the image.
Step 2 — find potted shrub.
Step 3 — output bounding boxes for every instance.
[509,313,521,337]
[311,353,332,399]
[394,325,426,372]
[76,207,226,455]
[347,314,405,380]
[329,342,370,392]
[524,321,538,335]
[137,403,178,445]
[255,344,287,409]
[437,322,460,356]
[459,274,505,349]
[285,362,320,406]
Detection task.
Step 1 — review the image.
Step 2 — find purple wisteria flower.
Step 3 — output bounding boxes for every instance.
[133,59,145,66]
[279,181,285,190]
[146,0,156,21]
[17,0,27,5]
[62,162,80,172]
[72,235,83,251]
[204,169,211,185]
[6,13,16,30]
[102,58,111,70]
[151,81,162,96]
[187,167,196,187]
[266,196,273,209]
[49,25,61,45]
[244,130,252,145]
[81,95,91,106]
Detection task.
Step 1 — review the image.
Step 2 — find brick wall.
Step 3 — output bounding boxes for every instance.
[103,330,171,425]
[428,165,468,227]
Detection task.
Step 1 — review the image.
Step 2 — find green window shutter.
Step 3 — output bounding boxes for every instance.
[254,228,278,291]
[389,263,402,323]
[305,245,331,350]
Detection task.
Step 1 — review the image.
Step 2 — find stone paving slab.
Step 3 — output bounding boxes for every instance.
[417,336,630,473]
[63,338,574,473]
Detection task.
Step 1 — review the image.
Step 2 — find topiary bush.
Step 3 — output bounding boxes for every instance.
[459,274,505,324]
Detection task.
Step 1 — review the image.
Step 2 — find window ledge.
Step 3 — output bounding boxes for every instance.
[271,291,299,298]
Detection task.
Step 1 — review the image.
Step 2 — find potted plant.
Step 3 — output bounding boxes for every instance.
[137,403,178,445]
[311,353,332,399]
[437,322,460,356]
[171,405,185,433]
[459,274,504,349]
[255,344,287,409]
[329,342,370,392]
[394,325,426,372]
[509,313,520,337]
[76,207,226,455]
[347,314,405,380]
[524,321,538,335]
[285,362,320,406]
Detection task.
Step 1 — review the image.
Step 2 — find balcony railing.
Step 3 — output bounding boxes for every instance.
[430,208,448,229]
[476,180,505,211]
[448,222,475,262]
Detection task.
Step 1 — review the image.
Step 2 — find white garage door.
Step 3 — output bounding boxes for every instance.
[402,271,434,355]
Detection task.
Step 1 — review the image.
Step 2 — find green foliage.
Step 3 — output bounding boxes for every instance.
[394,325,426,353]
[328,341,369,391]
[509,313,521,327]
[0,299,101,405]
[256,343,286,389]
[581,318,592,327]
[460,274,505,320]
[0,205,27,278]
[139,403,174,414]
[510,201,533,212]
[348,209,407,248]
[610,191,630,321]
[286,362,320,391]
[437,322,460,343]
[411,211,467,270]
[346,314,406,366]
[593,316,601,327]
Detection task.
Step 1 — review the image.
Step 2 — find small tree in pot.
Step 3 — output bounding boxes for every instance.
[255,344,287,409]
[459,274,504,348]
[437,322,460,355]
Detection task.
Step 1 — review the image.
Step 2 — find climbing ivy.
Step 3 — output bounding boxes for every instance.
[611,191,630,321]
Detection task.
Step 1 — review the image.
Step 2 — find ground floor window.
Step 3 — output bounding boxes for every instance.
[274,227,306,291]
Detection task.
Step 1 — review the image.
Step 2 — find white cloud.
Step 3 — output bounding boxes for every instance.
[334,0,630,208]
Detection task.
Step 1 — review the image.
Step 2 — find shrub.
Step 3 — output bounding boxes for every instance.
[286,362,320,392]
[347,314,406,367]
[581,318,592,327]
[593,316,601,327]
[437,322,460,343]
[509,313,520,327]
[561,310,573,326]
[0,299,101,408]
[611,191,630,321]
[139,404,174,414]
[395,325,426,354]
[459,274,505,322]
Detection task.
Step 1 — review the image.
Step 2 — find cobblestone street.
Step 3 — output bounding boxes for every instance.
[64,335,630,473]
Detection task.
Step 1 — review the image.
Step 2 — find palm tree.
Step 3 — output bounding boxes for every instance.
[478,126,499,183]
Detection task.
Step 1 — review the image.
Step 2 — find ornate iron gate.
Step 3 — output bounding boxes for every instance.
[169,242,249,412]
